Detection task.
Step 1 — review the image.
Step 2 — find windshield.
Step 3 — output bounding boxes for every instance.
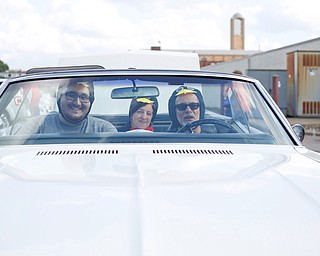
[0,75,293,145]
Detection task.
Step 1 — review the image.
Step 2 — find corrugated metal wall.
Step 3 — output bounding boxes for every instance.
[287,51,320,116]
[203,38,320,117]
[299,52,320,116]
[287,52,295,116]
[247,70,287,115]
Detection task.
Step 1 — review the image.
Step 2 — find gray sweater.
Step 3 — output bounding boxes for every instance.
[12,112,117,134]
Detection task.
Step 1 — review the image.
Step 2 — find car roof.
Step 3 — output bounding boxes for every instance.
[10,65,257,85]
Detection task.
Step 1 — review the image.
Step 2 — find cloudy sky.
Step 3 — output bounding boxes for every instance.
[0,0,319,70]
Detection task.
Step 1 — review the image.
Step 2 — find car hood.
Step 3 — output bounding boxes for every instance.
[1,143,320,256]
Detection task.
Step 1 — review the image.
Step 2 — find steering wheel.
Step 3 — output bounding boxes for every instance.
[177,118,237,133]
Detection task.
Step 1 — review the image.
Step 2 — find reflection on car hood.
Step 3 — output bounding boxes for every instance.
[1,144,320,255]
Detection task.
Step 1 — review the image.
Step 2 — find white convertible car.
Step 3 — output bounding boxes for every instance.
[0,66,320,256]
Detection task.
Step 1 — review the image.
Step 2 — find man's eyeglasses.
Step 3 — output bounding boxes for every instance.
[176,102,199,111]
[65,91,90,103]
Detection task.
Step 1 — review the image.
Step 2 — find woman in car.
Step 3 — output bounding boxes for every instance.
[128,97,158,132]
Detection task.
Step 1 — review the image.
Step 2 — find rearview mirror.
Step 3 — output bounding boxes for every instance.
[111,86,159,99]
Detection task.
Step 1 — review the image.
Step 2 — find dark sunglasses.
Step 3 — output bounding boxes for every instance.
[176,102,199,111]
[65,91,90,103]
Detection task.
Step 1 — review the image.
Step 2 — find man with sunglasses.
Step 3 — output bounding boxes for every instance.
[14,79,117,134]
[168,86,216,133]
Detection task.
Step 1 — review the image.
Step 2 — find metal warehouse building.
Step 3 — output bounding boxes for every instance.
[202,37,320,117]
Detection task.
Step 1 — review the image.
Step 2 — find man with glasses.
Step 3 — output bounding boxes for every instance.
[168,86,216,133]
[14,79,117,134]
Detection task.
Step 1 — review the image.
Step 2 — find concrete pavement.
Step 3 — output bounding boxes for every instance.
[287,117,320,136]
[287,117,320,152]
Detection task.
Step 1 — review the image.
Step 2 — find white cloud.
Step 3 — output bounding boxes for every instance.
[0,0,319,70]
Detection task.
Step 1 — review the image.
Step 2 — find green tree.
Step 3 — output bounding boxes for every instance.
[0,60,9,72]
